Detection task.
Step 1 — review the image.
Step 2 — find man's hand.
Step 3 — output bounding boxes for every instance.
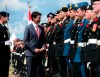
[39,48,46,52]
[5,40,12,46]
[34,48,40,53]
[46,44,49,48]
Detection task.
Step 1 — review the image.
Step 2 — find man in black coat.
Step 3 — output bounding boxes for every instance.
[0,11,11,77]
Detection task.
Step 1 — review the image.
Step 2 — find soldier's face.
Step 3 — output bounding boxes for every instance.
[69,10,76,18]
[57,14,61,20]
[51,17,57,24]
[47,17,52,23]
[67,11,70,17]
[85,10,92,20]
[93,1,100,13]
[55,14,59,20]
[76,8,85,19]
[2,16,9,24]
[59,11,66,19]
[91,11,97,20]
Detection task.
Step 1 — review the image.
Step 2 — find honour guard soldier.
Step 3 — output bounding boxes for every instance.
[54,6,69,77]
[0,11,11,77]
[46,13,57,77]
[67,3,80,61]
[68,17,81,62]
[84,0,100,76]
[73,2,89,77]
[83,5,96,77]
[63,3,79,77]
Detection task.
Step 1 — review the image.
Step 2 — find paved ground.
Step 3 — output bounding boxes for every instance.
[9,65,17,77]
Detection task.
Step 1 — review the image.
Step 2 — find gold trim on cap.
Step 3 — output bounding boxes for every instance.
[63,6,66,8]
[87,6,89,9]
[75,4,78,7]
[69,6,72,9]
[70,4,72,6]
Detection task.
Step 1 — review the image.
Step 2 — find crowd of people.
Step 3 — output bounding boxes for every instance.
[0,0,100,77]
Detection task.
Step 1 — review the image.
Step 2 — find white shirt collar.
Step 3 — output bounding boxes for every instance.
[32,21,37,28]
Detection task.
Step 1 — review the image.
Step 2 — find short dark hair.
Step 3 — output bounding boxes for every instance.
[31,11,42,20]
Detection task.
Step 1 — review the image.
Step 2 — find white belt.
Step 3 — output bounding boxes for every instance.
[77,42,86,47]
[15,53,20,55]
[88,39,97,44]
[64,39,70,44]
[70,40,75,44]
[21,52,25,55]
[53,42,56,45]
[77,42,83,47]
[97,40,100,45]
[82,42,86,47]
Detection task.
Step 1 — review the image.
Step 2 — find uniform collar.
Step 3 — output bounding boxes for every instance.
[73,19,77,24]
[81,18,85,23]
[89,20,93,24]
[97,14,100,18]
[0,23,5,27]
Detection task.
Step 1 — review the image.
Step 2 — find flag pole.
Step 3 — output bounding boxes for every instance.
[27,2,32,25]
[28,2,31,9]
[5,3,10,39]
[5,3,9,29]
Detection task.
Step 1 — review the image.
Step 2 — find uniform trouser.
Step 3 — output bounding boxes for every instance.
[48,45,58,75]
[95,45,100,77]
[85,62,100,77]
[73,63,86,77]
[0,51,10,77]
[58,57,68,77]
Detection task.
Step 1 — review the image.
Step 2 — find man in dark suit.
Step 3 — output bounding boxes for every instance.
[0,11,11,77]
[24,11,45,77]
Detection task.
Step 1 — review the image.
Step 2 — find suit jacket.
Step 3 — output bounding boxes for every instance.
[24,23,44,57]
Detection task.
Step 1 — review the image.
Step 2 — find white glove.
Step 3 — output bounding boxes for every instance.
[87,62,91,69]
[5,40,12,46]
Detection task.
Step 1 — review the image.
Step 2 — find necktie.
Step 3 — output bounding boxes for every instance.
[36,26,40,38]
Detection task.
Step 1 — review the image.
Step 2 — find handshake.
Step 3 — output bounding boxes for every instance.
[34,48,45,53]
[5,40,12,46]
[34,44,49,53]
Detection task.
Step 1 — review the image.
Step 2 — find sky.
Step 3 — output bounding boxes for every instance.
[0,0,91,40]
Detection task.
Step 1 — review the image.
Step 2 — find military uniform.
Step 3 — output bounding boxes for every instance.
[63,19,73,56]
[68,19,81,61]
[83,16,100,77]
[0,24,10,77]
[54,20,68,77]
[83,20,98,63]
[73,18,89,77]
[96,15,100,65]
[71,2,89,77]
[50,7,69,77]
[46,24,58,77]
